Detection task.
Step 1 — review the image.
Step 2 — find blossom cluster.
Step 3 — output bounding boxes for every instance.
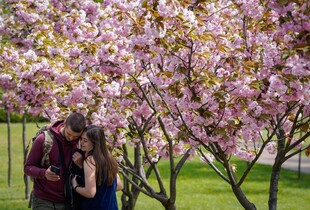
[0,0,309,162]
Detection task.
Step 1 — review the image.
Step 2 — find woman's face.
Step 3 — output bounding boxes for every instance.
[80,132,93,153]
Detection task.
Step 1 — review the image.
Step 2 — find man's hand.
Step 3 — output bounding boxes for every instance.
[72,151,83,169]
[45,166,60,181]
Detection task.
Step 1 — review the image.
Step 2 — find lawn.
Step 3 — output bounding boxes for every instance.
[0,123,309,210]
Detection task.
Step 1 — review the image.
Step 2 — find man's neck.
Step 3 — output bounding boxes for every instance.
[60,126,65,138]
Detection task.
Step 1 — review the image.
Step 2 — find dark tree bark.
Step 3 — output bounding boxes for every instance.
[269,162,281,210]
[7,112,12,187]
[22,114,30,199]
[121,145,141,210]
[232,185,256,210]
[269,117,286,210]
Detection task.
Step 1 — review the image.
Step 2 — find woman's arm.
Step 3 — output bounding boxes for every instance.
[74,156,97,198]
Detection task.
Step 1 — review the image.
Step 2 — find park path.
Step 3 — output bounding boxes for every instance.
[257,150,310,174]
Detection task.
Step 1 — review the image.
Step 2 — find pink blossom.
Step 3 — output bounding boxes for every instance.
[103,81,121,97]
[235,149,255,161]
[68,46,82,57]
[55,72,73,84]
[268,75,288,97]
[23,50,37,61]
[0,74,15,90]
[266,142,276,154]
[157,0,178,18]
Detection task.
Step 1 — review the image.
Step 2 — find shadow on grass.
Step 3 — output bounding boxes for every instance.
[154,158,310,190]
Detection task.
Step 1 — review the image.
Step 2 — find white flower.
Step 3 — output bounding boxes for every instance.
[200,152,215,164]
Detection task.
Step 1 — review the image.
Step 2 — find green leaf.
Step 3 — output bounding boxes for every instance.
[300,124,309,132]
[278,0,289,6]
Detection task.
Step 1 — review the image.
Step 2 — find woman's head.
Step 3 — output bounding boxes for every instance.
[80,125,118,186]
[80,125,106,155]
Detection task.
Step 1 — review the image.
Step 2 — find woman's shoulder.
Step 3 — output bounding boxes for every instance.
[84,155,96,167]
[85,155,95,161]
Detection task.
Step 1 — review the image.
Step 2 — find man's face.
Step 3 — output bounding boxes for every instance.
[63,126,82,142]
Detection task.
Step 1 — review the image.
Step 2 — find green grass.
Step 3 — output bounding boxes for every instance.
[0,123,309,210]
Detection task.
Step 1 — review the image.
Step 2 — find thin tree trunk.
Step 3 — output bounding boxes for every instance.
[22,114,30,199]
[121,179,139,210]
[269,116,285,210]
[232,184,256,210]
[7,112,12,187]
[165,182,176,210]
[268,161,281,210]
[218,147,257,210]
[121,145,141,210]
[163,199,176,210]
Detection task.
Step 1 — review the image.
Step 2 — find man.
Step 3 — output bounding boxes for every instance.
[24,112,86,210]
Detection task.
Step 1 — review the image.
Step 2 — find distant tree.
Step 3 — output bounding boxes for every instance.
[6,111,11,187]
[22,114,30,199]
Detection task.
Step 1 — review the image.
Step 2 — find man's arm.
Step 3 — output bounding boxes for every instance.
[24,134,46,179]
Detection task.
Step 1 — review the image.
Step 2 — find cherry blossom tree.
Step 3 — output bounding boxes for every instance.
[1,0,309,210]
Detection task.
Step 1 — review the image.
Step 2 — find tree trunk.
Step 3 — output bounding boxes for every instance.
[121,184,139,210]
[121,145,141,210]
[7,112,12,187]
[268,161,281,210]
[22,114,30,199]
[269,115,285,210]
[232,185,256,210]
[163,200,176,210]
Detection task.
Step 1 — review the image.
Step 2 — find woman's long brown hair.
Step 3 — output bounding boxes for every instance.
[84,125,118,186]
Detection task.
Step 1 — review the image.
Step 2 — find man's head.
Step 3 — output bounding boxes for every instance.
[63,112,86,142]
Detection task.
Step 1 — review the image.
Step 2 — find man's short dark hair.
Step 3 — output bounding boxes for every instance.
[65,112,86,132]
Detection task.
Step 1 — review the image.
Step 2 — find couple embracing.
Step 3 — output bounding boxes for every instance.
[24,112,122,210]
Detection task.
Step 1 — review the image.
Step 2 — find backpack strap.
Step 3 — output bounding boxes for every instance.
[56,139,73,209]
[41,129,54,167]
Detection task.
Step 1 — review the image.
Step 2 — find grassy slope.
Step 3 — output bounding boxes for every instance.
[0,123,309,210]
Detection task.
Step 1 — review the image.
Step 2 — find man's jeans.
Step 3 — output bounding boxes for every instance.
[31,194,66,210]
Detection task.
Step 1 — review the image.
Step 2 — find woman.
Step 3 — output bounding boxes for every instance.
[71,125,122,210]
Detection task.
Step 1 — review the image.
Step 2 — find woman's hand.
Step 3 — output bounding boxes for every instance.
[71,175,78,188]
